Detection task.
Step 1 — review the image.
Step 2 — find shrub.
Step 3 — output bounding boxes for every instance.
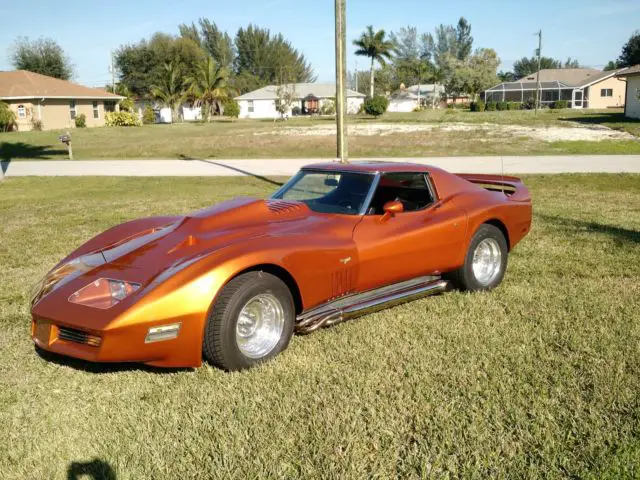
[119,97,135,112]
[223,99,240,119]
[486,101,497,111]
[551,100,569,109]
[0,102,17,132]
[320,100,335,115]
[105,111,142,127]
[507,102,522,110]
[75,113,86,128]
[470,100,485,112]
[31,118,43,131]
[363,95,388,117]
[522,98,536,110]
[496,101,508,111]
[291,105,301,116]
[142,106,155,124]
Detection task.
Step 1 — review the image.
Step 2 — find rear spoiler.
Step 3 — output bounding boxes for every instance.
[456,173,531,202]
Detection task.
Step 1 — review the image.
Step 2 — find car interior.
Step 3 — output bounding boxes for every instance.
[367,172,435,215]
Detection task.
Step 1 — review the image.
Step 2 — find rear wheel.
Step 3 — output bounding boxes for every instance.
[203,272,295,371]
[447,224,508,291]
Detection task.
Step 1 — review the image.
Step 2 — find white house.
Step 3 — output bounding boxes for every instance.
[387,84,445,112]
[235,83,365,119]
[616,65,640,119]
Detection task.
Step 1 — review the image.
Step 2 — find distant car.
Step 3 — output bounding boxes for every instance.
[31,162,532,371]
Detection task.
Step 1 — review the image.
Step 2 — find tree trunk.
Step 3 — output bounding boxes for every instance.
[369,57,375,98]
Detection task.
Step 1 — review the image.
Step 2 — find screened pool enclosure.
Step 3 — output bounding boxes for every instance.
[484,80,589,108]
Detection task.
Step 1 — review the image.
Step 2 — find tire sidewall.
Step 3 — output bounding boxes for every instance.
[464,224,508,291]
[217,273,294,370]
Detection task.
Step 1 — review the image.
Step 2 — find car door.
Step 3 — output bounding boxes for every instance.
[352,172,467,292]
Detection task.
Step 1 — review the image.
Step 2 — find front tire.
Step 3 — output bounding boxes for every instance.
[447,224,508,291]
[203,272,295,371]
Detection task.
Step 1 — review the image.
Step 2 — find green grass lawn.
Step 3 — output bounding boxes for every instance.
[1,109,639,161]
[1,175,639,479]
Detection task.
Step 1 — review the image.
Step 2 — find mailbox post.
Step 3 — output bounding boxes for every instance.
[58,131,72,160]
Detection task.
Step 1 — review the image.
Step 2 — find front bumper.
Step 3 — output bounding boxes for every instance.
[31,313,203,368]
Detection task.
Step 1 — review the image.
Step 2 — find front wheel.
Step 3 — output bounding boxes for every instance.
[447,224,508,291]
[203,272,295,371]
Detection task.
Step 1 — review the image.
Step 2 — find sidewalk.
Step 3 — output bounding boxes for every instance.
[2,155,640,177]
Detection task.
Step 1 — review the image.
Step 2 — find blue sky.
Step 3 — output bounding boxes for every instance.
[1,0,639,87]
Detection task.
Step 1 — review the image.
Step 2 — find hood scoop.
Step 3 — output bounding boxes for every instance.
[266,200,305,215]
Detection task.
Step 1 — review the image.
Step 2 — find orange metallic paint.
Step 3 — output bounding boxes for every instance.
[31,162,531,368]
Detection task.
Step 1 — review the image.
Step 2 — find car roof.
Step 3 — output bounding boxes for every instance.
[302,161,432,174]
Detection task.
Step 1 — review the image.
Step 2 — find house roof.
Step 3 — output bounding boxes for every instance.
[0,70,125,100]
[486,68,622,93]
[518,68,617,87]
[235,83,365,101]
[615,65,640,77]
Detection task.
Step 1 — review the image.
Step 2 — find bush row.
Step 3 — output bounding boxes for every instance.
[471,98,570,112]
[105,111,142,127]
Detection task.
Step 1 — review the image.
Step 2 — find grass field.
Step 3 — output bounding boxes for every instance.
[1,109,639,161]
[1,174,639,479]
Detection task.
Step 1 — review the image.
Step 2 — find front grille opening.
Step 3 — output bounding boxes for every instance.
[58,326,101,347]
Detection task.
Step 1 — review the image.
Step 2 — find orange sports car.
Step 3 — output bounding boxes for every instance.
[31,162,532,371]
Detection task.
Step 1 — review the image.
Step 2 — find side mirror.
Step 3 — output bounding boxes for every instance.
[380,200,403,222]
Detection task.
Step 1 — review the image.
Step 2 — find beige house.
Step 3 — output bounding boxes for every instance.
[0,70,124,131]
[485,68,626,108]
[615,65,640,119]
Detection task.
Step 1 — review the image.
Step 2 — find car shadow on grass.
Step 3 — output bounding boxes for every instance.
[177,155,284,187]
[35,346,193,375]
[67,459,116,480]
[538,213,640,244]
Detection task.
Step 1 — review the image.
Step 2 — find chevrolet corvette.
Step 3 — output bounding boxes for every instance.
[31,162,532,371]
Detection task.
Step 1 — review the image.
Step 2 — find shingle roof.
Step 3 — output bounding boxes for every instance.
[235,83,365,100]
[615,65,640,77]
[517,68,617,87]
[0,70,124,100]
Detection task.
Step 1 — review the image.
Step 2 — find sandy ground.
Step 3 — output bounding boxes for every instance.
[254,122,636,142]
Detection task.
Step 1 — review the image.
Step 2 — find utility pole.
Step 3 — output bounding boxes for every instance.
[335,0,348,163]
[109,51,116,94]
[535,30,542,114]
[355,57,358,93]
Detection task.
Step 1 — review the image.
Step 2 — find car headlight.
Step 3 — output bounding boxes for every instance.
[69,278,140,309]
[31,252,106,307]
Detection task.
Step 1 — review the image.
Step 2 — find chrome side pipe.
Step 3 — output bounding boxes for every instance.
[295,277,449,335]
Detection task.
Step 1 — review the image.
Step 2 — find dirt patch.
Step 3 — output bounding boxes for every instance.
[254,122,636,142]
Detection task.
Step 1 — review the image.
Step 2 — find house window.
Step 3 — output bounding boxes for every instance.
[93,101,99,119]
[104,101,116,113]
[17,105,26,119]
[248,100,254,113]
[600,88,613,97]
[69,100,76,120]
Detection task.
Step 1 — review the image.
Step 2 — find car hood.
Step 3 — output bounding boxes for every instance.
[93,197,353,279]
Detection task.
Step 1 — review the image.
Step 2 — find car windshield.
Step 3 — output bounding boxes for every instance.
[272,170,374,215]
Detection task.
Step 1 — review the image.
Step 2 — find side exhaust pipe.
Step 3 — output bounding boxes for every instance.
[295,277,449,334]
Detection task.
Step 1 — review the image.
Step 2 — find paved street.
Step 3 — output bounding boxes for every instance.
[2,155,640,177]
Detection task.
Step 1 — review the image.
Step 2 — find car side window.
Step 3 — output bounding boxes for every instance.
[367,173,435,215]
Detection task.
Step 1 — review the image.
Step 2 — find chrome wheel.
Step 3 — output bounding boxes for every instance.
[472,238,502,286]
[235,293,285,359]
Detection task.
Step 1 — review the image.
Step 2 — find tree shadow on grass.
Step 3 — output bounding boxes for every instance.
[0,142,68,173]
[178,155,284,187]
[35,346,193,375]
[537,213,640,244]
[558,112,639,129]
[67,459,116,480]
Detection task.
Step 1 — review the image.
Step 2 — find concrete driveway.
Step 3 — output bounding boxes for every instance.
[2,155,640,177]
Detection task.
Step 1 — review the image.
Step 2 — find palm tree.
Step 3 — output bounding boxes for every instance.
[186,56,231,121]
[150,62,187,121]
[353,26,394,97]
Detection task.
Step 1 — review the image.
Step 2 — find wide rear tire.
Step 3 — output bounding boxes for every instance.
[447,224,508,292]
[203,272,295,371]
